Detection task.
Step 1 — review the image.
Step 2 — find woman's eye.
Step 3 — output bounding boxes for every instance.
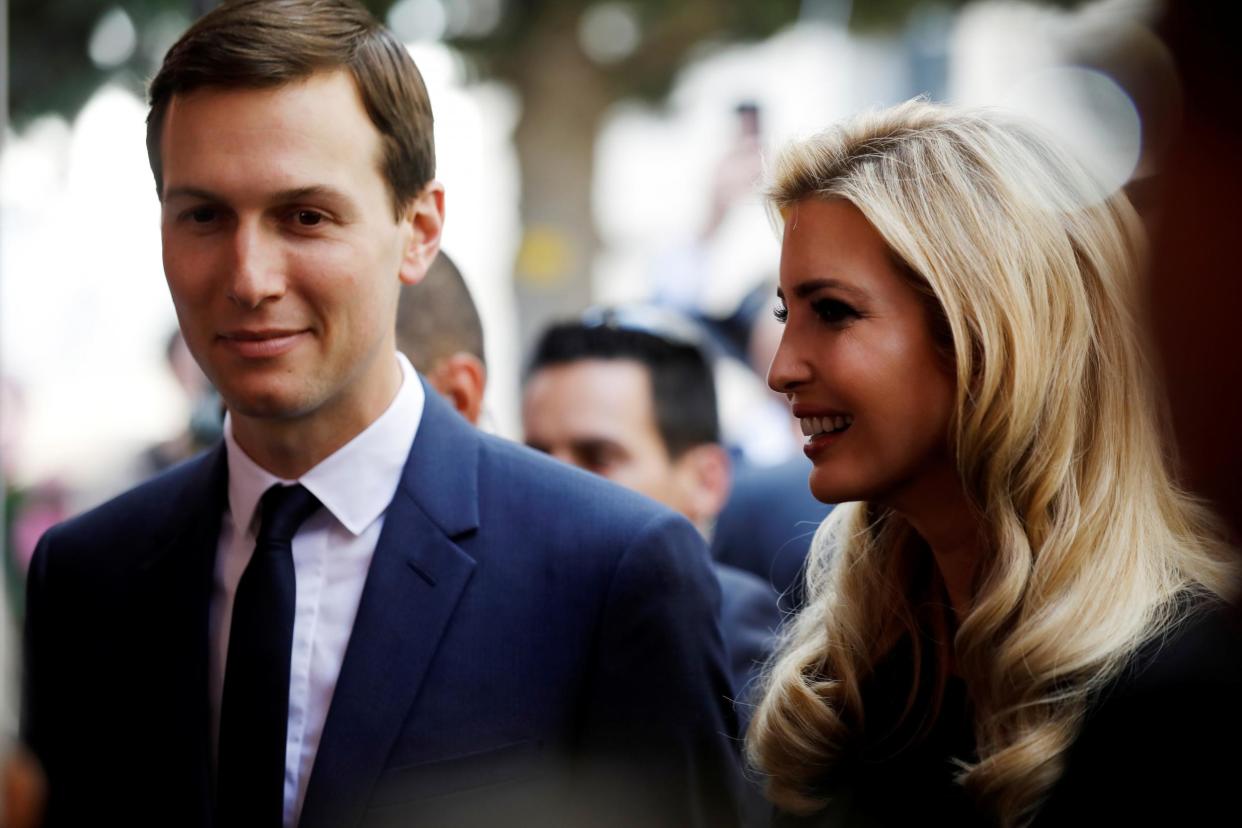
[812,299,859,324]
[296,210,324,226]
[773,304,789,323]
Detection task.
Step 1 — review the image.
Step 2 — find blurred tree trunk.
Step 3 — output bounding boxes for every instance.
[505,5,611,355]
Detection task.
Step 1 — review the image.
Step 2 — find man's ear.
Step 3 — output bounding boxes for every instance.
[427,353,487,426]
[399,180,445,286]
[670,443,732,529]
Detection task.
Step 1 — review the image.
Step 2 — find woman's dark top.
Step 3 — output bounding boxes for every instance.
[774,599,1242,827]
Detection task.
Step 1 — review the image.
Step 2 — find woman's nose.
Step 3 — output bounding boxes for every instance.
[767,328,811,395]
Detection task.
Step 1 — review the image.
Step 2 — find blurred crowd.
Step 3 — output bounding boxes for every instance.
[4,0,1241,826]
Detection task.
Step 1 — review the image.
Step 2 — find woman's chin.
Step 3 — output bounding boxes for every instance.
[807,470,857,505]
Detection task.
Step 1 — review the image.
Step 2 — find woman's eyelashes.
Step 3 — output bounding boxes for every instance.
[811,298,861,325]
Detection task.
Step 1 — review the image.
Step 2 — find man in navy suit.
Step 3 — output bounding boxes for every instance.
[20,1,740,826]
[521,312,783,721]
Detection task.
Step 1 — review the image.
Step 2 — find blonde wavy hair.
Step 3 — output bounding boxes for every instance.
[746,100,1238,826]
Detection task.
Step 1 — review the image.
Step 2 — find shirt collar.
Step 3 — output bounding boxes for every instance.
[224,352,426,537]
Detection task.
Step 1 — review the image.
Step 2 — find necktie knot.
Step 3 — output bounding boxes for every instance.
[258,483,322,545]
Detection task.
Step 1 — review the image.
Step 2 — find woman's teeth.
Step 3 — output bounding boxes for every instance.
[799,414,853,438]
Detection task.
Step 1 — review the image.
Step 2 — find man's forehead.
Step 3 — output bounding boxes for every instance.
[527,359,660,435]
[158,71,388,199]
[163,71,368,131]
[534,359,652,401]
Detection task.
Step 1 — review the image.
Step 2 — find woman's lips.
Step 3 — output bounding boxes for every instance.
[803,426,848,460]
[218,330,308,358]
[793,410,853,460]
[799,414,853,436]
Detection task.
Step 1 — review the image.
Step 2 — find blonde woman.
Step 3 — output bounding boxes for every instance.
[748,100,1242,827]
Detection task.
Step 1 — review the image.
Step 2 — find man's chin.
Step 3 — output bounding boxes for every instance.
[220,387,315,423]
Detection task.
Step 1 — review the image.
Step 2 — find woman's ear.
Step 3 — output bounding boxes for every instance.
[399,180,445,286]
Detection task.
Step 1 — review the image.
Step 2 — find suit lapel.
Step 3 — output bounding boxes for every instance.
[300,384,481,828]
[130,446,228,826]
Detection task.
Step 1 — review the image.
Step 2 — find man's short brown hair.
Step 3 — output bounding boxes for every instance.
[145,0,435,216]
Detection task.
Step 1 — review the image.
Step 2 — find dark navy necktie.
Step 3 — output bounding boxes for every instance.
[217,483,322,827]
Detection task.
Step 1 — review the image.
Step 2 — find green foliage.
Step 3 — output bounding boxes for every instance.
[0,0,825,125]
[849,0,1080,31]
[8,0,1081,126]
[10,0,191,126]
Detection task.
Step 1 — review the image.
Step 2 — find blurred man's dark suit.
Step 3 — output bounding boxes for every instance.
[713,456,832,611]
[23,380,740,827]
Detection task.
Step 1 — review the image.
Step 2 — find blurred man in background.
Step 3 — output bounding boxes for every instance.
[395,251,487,425]
[522,311,783,719]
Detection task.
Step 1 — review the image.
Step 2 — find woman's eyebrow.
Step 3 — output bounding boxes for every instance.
[794,278,866,300]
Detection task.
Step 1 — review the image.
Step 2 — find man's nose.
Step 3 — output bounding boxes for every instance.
[227,222,285,309]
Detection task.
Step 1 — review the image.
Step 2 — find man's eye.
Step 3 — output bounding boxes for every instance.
[579,446,617,474]
[190,207,217,223]
[295,210,324,226]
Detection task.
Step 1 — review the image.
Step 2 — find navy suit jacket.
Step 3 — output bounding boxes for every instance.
[23,382,742,827]
[712,457,832,612]
[713,563,780,719]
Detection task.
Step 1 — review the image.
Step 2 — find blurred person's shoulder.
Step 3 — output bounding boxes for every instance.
[1076,593,1242,741]
[475,430,688,530]
[473,430,711,572]
[1037,593,1242,824]
[31,446,223,579]
[1115,593,1242,693]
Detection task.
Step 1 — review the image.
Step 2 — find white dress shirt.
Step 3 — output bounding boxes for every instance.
[209,353,425,828]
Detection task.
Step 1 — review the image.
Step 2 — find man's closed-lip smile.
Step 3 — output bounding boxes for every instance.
[218,328,309,358]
